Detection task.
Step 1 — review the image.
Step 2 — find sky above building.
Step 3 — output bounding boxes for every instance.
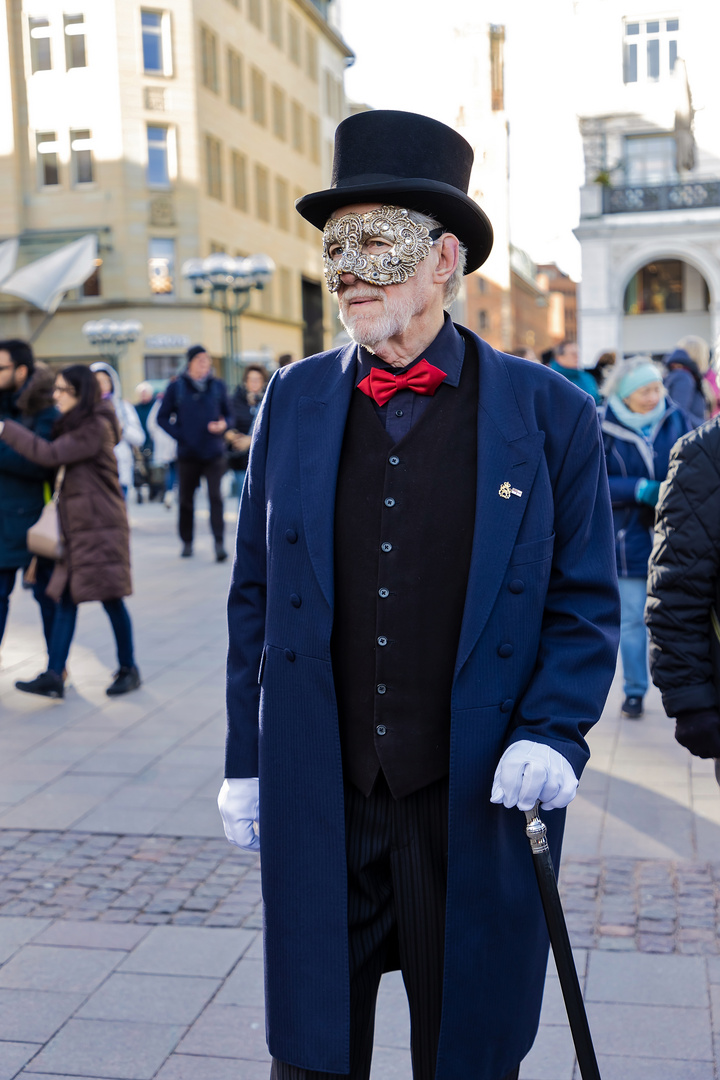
[336,0,584,280]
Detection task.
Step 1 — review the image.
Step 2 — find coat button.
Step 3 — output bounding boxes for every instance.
[377,636,388,646]
[509,579,525,594]
[376,724,387,735]
[377,683,387,694]
[378,588,389,598]
[284,649,295,662]
[500,699,514,714]
[290,594,301,608]
[498,644,514,658]
[389,455,400,466]
[384,497,395,507]
[285,529,298,543]
[381,542,392,553]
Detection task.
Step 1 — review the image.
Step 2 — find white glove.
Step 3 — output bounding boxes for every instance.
[218,778,260,851]
[490,740,578,811]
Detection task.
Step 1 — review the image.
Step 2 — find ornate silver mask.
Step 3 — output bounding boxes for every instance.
[322,205,440,293]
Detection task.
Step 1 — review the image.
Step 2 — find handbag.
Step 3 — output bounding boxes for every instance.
[27,466,66,560]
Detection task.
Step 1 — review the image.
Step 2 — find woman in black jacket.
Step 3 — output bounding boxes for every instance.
[646,417,720,759]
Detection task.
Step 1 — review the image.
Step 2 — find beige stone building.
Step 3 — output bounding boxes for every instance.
[0,0,352,390]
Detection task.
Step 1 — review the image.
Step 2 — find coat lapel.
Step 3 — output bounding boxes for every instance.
[454,333,546,677]
[298,344,357,609]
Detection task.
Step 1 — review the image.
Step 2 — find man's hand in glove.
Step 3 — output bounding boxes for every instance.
[218,778,260,851]
[675,710,720,759]
[490,740,578,811]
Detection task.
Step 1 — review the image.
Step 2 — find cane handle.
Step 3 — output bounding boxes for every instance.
[524,801,549,855]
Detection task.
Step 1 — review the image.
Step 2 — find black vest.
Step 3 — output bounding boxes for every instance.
[331,345,478,799]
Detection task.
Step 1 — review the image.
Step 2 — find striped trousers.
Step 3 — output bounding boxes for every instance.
[271,773,520,1080]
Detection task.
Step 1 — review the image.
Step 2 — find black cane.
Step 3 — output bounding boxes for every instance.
[524,803,601,1080]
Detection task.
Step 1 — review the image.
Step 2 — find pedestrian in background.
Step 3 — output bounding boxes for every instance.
[646,417,720,763]
[156,345,232,561]
[0,365,140,700]
[589,350,616,393]
[226,364,268,497]
[0,340,57,658]
[133,382,162,503]
[550,340,602,403]
[663,335,711,427]
[146,390,177,509]
[511,345,538,362]
[90,362,144,499]
[600,356,692,718]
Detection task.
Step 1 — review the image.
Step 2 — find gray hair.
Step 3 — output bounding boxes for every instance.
[407,209,468,309]
[675,335,710,373]
[602,354,663,400]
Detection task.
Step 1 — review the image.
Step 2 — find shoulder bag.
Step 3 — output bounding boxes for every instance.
[27,466,66,560]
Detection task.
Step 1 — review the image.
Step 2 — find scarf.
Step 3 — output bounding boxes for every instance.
[609,394,667,437]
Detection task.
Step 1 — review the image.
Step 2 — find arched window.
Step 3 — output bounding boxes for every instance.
[624,260,709,314]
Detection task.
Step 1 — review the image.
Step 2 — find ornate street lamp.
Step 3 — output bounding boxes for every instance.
[82,318,142,367]
[181,253,275,385]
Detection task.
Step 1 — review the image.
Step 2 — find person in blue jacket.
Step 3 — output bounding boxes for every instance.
[219,110,620,1080]
[600,356,692,718]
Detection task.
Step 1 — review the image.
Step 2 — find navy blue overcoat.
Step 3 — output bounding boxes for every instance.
[226,328,619,1080]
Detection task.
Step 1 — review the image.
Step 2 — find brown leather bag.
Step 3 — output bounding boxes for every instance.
[27,466,65,560]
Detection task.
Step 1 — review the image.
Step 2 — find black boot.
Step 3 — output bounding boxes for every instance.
[215,542,228,563]
[15,670,64,699]
[181,542,193,557]
[106,666,141,696]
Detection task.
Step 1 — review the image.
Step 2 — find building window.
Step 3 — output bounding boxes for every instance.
[36,132,60,186]
[251,67,266,126]
[294,187,305,238]
[231,150,248,210]
[291,101,304,153]
[205,135,223,200]
[272,85,286,140]
[148,237,175,295]
[490,25,505,111]
[279,266,293,317]
[276,176,290,230]
[308,114,320,164]
[269,0,283,47]
[64,14,86,69]
[255,163,270,221]
[71,130,94,184]
[624,260,685,314]
[248,0,263,30]
[141,10,171,75]
[288,13,300,64]
[227,48,244,109]
[147,125,173,186]
[258,277,273,316]
[478,311,489,331]
[625,134,677,184]
[29,16,52,72]
[305,30,318,81]
[623,17,679,84]
[200,25,219,92]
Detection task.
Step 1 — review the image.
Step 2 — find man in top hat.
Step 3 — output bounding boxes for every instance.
[219,111,619,1080]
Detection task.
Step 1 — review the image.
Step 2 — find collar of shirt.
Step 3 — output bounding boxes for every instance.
[355,313,465,390]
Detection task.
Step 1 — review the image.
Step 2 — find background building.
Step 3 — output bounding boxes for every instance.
[0,0,352,388]
[574,0,720,364]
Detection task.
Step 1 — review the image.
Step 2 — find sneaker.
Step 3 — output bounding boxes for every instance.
[622,695,644,719]
[164,491,173,510]
[15,670,64,699]
[106,666,141,696]
[215,543,228,563]
[181,542,193,557]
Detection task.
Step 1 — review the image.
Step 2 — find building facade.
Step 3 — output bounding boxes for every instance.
[573,0,720,364]
[0,0,352,389]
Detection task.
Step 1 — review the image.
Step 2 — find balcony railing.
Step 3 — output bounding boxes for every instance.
[603,180,720,214]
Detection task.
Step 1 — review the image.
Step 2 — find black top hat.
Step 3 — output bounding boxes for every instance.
[295,110,493,274]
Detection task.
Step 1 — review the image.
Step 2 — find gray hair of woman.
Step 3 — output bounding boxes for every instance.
[602,355,665,402]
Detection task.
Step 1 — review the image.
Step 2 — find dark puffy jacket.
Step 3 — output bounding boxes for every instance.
[647,419,720,717]
[601,400,691,577]
[664,349,706,427]
[156,373,232,461]
[0,365,57,569]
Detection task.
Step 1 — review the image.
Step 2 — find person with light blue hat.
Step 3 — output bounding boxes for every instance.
[600,355,693,717]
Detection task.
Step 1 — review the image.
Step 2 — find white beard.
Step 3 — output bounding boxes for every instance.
[338,286,425,350]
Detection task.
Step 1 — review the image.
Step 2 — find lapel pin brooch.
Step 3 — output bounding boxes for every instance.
[499,482,523,499]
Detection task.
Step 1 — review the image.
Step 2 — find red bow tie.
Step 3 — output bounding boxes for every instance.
[357,359,447,407]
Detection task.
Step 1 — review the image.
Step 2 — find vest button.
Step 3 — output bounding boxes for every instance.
[384,497,395,507]
[395,409,403,417]
[378,588,389,598]
[377,636,388,646]
[509,579,525,594]
[389,455,400,466]
[377,683,387,694]
[284,649,296,662]
[285,529,298,543]
[498,644,514,658]
[381,542,392,553]
[290,594,301,608]
[500,699,514,714]
[376,724,387,735]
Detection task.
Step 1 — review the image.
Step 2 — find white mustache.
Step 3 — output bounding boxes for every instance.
[340,287,385,303]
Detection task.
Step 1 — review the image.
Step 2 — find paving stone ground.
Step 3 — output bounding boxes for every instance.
[1,499,720,1080]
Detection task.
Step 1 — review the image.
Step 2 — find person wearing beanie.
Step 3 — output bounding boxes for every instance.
[156,345,232,561]
[600,356,693,718]
[663,335,711,427]
[219,110,619,1080]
